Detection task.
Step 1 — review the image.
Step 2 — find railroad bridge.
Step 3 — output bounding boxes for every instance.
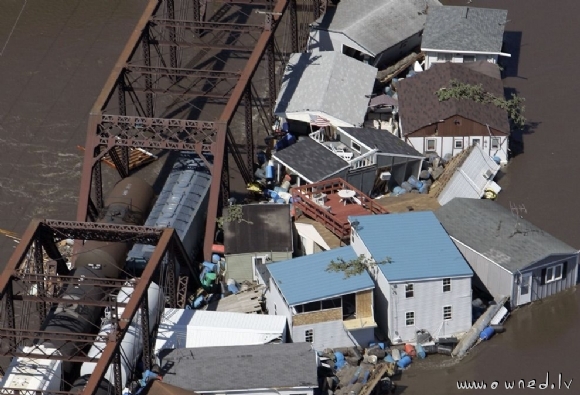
[0,1,325,395]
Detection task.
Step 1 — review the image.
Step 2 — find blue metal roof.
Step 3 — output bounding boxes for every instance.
[267,246,374,306]
[350,211,473,282]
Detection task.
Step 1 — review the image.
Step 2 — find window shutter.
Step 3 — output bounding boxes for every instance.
[540,268,546,285]
[562,261,568,279]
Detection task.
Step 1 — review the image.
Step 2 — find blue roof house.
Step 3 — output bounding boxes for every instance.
[349,211,473,344]
[260,246,376,350]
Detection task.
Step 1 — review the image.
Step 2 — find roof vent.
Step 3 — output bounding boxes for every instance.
[484,169,494,179]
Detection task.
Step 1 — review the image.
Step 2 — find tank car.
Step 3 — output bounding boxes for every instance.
[39,177,155,379]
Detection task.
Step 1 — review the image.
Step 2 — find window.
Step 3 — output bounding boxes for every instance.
[405,284,414,298]
[405,312,415,326]
[491,138,500,149]
[351,141,361,153]
[454,119,461,125]
[305,329,313,343]
[546,264,564,283]
[472,138,481,146]
[437,53,452,62]
[463,55,476,62]
[454,139,463,149]
[426,138,437,152]
[443,306,452,321]
[443,278,451,292]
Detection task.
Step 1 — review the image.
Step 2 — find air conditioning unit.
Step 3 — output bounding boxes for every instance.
[379,171,392,181]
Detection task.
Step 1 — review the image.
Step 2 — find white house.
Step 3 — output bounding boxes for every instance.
[349,211,473,343]
[308,0,441,69]
[261,246,376,350]
[436,198,580,308]
[158,343,319,395]
[437,143,501,206]
[422,6,510,70]
[274,52,377,128]
[397,62,510,164]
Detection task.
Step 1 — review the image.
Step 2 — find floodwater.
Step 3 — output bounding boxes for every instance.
[0,0,580,392]
[0,0,149,264]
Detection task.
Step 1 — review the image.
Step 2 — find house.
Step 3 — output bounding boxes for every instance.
[154,309,288,354]
[436,144,501,206]
[349,211,473,343]
[435,198,579,308]
[273,127,424,196]
[273,52,377,128]
[223,204,293,282]
[158,343,318,395]
[262,246,376,350]
[422,6,510,70]
[294,216,342,255]
[308,0,442,69]
[397,62,510,164]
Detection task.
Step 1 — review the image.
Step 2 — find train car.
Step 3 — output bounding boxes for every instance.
[38,177,155,380]
[126,151,212,275]
[71,282,164,395]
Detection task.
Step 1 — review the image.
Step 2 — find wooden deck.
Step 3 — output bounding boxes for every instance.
[292,178,388,241]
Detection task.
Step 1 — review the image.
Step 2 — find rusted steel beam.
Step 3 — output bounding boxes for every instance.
[11,295,127,308]
[77,120,100,222]
[151,19,264,32]
[218,0,288,122]
[124,87,232,100]
[203,122,228,261]
[125,65,242,79]
[14,273,136,288]
[44,220,162,237]
[151,40,255,52]
[0,219,41,297]
[82,229,174,395]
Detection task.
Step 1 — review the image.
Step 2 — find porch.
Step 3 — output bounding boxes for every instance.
[291,178,388,242]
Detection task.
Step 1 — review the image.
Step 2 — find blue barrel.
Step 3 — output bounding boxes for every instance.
[227,279,239,294]
[192,295,205,309]
[401,181,413,192]
[212,254,221,264]
[266,165,275,179]
[275,198,285,204]
[384,354,395,363]
[493,156,501,165]
[419,185,429,194]
[257,151,267,166]
[480,326,495,340]
[415,343,426,359]
[397,356,412,369]
[392,186,404,196]
[267,189,279,200]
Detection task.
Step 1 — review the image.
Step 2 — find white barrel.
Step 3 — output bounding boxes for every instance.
[79,282,164,388]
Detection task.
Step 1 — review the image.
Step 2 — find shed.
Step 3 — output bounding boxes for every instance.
[154,309,287,353]
[158,343,318,395]
[263,246,376,350]
[223,204,293,282]
[274,52,377,127]
[349,211,473,343]
[435,198,579,308]
[437,143,501,206]
[309,0,441,68]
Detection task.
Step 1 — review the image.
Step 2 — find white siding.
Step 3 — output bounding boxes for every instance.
[451,238,514,303]
[294,320,357,350]
[201,388,314,395]
[263,277,293,330]
[389,277,472,342]
[424,51,499,69]
[308,29,373,57]
[406,136,508,164]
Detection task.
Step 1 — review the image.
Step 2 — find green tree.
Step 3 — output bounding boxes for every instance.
[216,204,253,229]
[326,254,392,279]
[435,79,526,129]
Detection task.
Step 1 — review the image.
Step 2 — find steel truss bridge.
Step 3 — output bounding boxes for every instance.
[0,1,326,394]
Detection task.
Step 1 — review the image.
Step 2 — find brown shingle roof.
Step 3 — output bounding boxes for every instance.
[398,63,510,135]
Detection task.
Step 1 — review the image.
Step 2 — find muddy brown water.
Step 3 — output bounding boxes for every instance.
[1,0,580,392]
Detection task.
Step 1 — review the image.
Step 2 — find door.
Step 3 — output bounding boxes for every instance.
[518,273,532,305]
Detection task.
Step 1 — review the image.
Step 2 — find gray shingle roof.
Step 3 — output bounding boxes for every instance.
[273,137,350,183]
[313,0,441,56]
[224,204,293,255]
[422,6,508,53]
[158,343,318,392]
[397,62,510,135]
[435,199,577,273]
[340,127,424,157]
[274,52,377,127]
